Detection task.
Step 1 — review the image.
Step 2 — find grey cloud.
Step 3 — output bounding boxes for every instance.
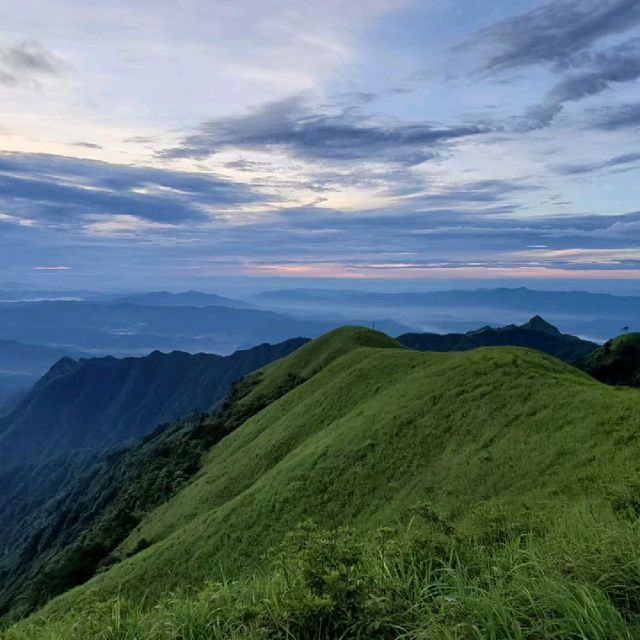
[159,96,490,165]
[473,0,640,72]
[194,205,640,270]
[0,41,61,87]
[0,152,264,226]
[5,172,640,279]
[382,179,542,209]
[71,142,103,150]
[591,102,640,129]
[521,38,640,129]
[554,152,640,175]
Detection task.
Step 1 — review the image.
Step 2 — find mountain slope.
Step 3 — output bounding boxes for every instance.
[0,328,394,619]
[0,338,312,619]
[0,338,307,469]
[398,315,598,363]
[29,327,640,620]
[580,332,640,387]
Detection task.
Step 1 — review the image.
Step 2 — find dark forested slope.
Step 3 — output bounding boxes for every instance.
[0,338,307,468]
[398,315,598,363]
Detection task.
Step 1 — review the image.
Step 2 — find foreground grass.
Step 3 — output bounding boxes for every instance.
[7,503,640,640]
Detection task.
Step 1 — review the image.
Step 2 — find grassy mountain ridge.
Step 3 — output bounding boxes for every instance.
[20,326,640,631]
[0,328,400,621]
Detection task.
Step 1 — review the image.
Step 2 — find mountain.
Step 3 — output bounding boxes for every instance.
[397,315,598,363]
[8,327,640,638]
[252,286,640,340]
[0,337,309,619]
[0,300,410,356]
[252,286,640,316]
[579,332,640,387]
[0,340,80,411]
[0,338,308,470]
[114,290,253,309]
[0,339,78,375]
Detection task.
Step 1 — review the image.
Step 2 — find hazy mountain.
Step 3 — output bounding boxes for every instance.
[0,339,79,374]
[398,316,598,364]
[0,300,411,356]
[0,340,81,411]
[114,290,253,309]
[252,287,640,340]
[252,286,640,316]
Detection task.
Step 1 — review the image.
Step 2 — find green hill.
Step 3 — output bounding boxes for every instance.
[398,315,598,363]
[7,325,640,638]
[580,333,640,387]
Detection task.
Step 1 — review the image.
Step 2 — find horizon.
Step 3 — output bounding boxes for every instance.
[2,0,640,290]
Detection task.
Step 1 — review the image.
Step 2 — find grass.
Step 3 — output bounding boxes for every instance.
[4,326,640,637]
[7,504,640,639]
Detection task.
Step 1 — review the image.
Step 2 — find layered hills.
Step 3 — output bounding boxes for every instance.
[7,326,640,639]
[398,315,598,363]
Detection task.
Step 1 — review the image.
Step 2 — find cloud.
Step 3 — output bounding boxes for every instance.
[554,151,640,175]
[33,265,71,271]
[521,38,640,129]
[0,211,35,227]
[5,173,640,282]
[71,141,103,150]
[590,102,640,129]
[159,96,490,165]
[0,152,264,227]
[200,206,640,279]
[0,40,62,87]
[472,0,640,72]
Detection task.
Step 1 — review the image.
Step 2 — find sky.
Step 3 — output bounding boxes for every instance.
[1,0,640,291]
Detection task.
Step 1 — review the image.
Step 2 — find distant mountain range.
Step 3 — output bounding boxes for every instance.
[397,316,598,364]
[252,286,640,340]
[0,300,410,356]
[113,290,253,309]
[252,286,640,316]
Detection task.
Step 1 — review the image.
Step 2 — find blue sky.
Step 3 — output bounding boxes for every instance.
[1,0,640,290]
